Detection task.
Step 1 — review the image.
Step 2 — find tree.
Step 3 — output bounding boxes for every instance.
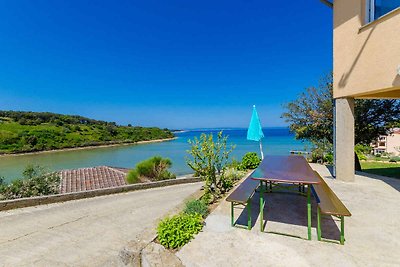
[355,99,400,144]
[186,131,235,203]
[282,74,334,144]
[282,73,400,156]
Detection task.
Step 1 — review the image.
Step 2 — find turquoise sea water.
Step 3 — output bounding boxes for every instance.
[0,128,308,183]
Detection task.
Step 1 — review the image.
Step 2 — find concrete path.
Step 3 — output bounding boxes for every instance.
[177,165,400,267]
[0,182,202,266]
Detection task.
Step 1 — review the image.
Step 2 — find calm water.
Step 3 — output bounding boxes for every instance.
[0,128,308,183]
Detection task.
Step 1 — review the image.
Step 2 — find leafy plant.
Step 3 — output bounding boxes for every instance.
[0,165,60,200]
[227,159,242,170]
[240,152,261,170]
[126,169,140,184]
[324,153,334,164]
[186,131,235,202]
[355,144,369,161]
[225,167,247,180]
[127,156,176,184]
[157,213,203,249]
[184,199,208,217]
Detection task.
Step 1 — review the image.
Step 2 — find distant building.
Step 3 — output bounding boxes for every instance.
[59,166,129,194]
[371,128,400,156]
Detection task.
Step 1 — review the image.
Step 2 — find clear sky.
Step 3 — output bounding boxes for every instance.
[0,0,333,129]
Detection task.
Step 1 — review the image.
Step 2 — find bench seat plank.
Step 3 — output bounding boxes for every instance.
[226,177,259,204]
[313,172,351,217]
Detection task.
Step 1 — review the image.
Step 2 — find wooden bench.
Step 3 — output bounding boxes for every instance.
[226,177,259,230]
[311,172,351,245]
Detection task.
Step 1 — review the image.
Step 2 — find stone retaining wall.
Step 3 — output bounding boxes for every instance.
[0,176,201,211]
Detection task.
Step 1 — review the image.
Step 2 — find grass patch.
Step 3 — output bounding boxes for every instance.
[361,161,400,179]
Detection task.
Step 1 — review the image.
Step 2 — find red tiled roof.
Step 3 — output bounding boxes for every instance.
[59,166,129,194]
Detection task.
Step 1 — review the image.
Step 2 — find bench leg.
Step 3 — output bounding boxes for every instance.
[340,216,345,245]
[231,202,234,227]
[247,199,252,230]
[307,185,312,240]
[260,181,265,232]
[317,206,322,241]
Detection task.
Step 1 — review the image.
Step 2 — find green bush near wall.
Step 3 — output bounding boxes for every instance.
[157,213,203,249]
[184,199,208,218]
[126,156,176,184]
[240,152,261,170]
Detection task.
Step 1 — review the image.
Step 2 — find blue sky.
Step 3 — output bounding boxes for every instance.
[0,0,332,129]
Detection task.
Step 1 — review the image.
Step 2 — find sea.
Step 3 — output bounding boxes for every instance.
[0,128,308,183]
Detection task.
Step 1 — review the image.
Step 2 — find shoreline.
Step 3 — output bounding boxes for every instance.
[0,137,178,158]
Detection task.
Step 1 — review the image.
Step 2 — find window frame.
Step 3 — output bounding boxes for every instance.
[366,0,400,23]
[366,0,375,23]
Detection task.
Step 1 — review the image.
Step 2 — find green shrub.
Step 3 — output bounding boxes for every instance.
[0,165,60,200]
[354,144,369,161]
[324,153,334,164]
[375,153,382,157]
[131,156,176,182]
[126,169,140,184]
[186,131,235,202]
[157,213,203,249]
[389,157,400,163]
[227,159,241,170]
[240,152,261,170]
[225,167,247,181]
[222,167,247,191]
[184,199,208,217]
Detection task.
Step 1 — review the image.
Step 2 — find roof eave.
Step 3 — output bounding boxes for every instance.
[320,0,333,8]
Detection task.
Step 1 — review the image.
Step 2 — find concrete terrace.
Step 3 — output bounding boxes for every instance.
[177,164,400,267]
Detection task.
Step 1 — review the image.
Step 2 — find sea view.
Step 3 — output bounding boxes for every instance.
[0,127,307,183]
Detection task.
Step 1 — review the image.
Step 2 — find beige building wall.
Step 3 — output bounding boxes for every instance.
[333,0,400,99]
[386,133,400,155]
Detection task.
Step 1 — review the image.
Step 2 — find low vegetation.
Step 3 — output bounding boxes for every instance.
[186,131,236,203]
[126,156,176,183]
[361,161,400,179]
[0,110,174,154]
[238,152,261,170]
[158,136,258,250]
[0,165,60,200]
[157,213,203,249]
[184,199,208,218]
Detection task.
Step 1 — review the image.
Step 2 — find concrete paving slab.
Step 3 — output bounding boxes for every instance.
[177,165,400,267]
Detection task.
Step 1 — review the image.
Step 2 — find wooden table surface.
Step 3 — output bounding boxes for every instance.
[251,155,321,184]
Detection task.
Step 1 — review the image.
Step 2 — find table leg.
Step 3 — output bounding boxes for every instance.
[260,181,264,232]
[307,185,312,240]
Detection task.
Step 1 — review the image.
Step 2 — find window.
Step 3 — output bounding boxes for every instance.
[367,0,400,22]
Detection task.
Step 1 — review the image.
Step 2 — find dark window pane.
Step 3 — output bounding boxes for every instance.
[375,0,400,19]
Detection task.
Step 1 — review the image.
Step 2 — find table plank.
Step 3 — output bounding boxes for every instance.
[251,155,320,184]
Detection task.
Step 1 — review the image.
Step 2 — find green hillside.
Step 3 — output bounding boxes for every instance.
[0,111,174,154]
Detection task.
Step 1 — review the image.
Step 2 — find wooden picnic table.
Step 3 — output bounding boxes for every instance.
[251,155,321,240]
